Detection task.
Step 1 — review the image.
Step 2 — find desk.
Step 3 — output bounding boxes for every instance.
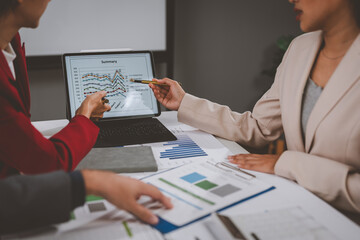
[32,111,360,239]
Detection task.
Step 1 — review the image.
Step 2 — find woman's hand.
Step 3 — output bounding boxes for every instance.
[149,78,185,111]
[82,170,173,225]
[227,154,280,174]
[75,91,111,119]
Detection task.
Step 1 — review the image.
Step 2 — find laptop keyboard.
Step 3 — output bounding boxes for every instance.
[94,118,177,147]
[99,120,170,138]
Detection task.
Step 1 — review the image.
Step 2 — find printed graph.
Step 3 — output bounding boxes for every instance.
[160,135,208,160]
[155,170,242,211]
[180,172,241,197]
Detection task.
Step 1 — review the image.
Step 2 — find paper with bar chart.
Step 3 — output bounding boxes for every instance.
[57,195,117,233]
[144,159,274,226]
[56,196,163,240]
[65,53,158,118]
[142,124,234,170]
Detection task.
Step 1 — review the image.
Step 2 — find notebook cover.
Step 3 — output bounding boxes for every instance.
[75,146,158,173]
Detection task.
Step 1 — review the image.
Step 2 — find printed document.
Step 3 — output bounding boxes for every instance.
[144,159,274,226]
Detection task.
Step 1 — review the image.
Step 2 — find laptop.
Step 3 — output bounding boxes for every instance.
[63,50,177,147]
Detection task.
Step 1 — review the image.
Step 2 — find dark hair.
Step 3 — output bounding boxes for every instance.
[350,0,360,27]
[0,0,19,17]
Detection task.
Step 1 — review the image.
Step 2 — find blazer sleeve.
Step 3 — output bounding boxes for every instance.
[0,93,99,175]
[275,151,360,213]
[177,67,284,148]
[0,171,73,235]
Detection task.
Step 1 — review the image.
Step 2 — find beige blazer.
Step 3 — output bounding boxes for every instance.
[178,31,360,214]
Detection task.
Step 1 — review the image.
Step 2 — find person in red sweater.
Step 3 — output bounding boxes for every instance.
[0,2,173,232]
[0,0,111,178]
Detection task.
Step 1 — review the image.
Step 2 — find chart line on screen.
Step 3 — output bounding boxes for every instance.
[80,67,128,102]
[82,69,127,97]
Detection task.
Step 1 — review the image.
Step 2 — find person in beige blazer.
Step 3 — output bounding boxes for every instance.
[150,0,360,222]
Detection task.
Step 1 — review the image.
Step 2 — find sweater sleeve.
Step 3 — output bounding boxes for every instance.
[275,151,360,213]
[0,92,99,175]
[177,73,283,148]
[0,171,81,235]
[176,37,296,148]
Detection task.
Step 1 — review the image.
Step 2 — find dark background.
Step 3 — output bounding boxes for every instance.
[27,0,301,121]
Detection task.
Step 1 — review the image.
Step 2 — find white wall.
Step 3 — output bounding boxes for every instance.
[20,0,166,56]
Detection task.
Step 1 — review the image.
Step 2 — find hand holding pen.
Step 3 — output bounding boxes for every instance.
[130,78,168,86]
[101,97,109,104]
[147,78,185,111]
[130,78,182,86]
[76,91,111,119]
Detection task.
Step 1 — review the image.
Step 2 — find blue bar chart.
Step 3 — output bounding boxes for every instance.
[160,135,208,160]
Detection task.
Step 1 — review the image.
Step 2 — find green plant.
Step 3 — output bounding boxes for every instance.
[262,35,296,78]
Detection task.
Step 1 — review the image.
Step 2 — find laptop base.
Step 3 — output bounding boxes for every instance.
[93,118,177,147]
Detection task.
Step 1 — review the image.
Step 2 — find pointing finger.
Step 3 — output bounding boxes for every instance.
[128,202,159,225]
[139,183,173,209]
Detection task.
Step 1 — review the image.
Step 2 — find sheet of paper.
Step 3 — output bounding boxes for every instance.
[165,221,216,240]
[55,220,164,240]
[8,219,164,240]
[57,198,117,233]
[207,206,338,240]
[143,159,273,226]
[48,198,164,240]
[143,125,232,171]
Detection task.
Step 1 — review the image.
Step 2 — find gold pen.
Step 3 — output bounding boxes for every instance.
[220,162,256,179]
[130,78,168,86]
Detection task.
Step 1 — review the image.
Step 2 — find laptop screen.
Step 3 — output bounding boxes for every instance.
[63,51,160,120]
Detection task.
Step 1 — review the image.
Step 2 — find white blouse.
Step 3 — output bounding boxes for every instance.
[2,43,16,80]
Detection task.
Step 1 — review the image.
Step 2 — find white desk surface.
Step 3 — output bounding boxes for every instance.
[32,111,360,239]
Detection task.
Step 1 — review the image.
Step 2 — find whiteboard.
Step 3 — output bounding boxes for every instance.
[19,0,166,56]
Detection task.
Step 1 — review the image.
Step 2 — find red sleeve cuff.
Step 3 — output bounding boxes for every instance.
[51,115,99,171]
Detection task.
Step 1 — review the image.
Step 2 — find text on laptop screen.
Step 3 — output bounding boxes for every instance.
[65,52,159,119]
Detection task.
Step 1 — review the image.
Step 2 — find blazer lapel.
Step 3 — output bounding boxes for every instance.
[0,33,30,115]
[305,33,360,151]
[287,31,323,152]
[12,34,31,115]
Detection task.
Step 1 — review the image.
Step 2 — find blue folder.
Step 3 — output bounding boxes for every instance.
[152,186,276,234]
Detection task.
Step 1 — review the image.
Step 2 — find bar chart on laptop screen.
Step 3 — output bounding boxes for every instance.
[66,54,158,118]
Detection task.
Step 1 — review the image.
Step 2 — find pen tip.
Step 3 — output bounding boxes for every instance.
[130,78,134,82]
